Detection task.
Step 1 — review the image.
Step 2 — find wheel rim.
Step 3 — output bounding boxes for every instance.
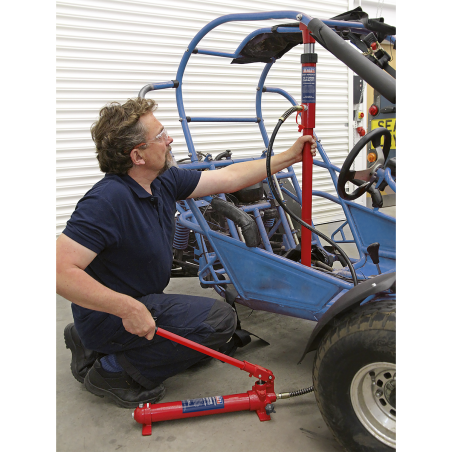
[350,362,396,448]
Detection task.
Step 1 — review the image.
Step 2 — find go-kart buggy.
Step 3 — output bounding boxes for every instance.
[134,7,396,452]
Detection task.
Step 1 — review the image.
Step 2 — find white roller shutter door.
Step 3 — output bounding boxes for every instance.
[57,0,352,237]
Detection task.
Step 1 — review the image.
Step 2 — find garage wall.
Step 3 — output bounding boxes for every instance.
[56,0,353,237]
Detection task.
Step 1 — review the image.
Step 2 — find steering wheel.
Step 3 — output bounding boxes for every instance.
[337,127,392,201]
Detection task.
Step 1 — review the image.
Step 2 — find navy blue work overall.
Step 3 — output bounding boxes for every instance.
[64,169,236,389]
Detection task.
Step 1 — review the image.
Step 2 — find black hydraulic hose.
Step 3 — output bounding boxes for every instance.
[289,386,314,397]
[266,113,358,286]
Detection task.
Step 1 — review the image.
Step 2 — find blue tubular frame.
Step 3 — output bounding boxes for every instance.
[138,11,396,319]
[331,220,354,244]
[174,12,303,162]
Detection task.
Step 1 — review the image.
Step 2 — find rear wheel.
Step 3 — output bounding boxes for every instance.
[313,299,396,451]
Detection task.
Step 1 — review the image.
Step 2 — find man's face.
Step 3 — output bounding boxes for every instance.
[138,112,175,175]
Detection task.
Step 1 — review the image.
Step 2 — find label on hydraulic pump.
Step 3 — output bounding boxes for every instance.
[302,66,316,103]
[182,396,225,413]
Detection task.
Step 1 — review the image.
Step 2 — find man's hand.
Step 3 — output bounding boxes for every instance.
[286,135,317,164]
[122,301,156,340]
[57,233,157,341]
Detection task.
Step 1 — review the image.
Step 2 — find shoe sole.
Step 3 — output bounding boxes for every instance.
[84,374,166,409]
[64,324,84,384]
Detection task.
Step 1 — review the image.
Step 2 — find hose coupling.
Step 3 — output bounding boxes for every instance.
[278,104,308,122]
[277,386,314,399]
[277,392,292,399]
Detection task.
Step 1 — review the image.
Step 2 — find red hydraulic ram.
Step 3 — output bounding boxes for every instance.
[133,327,276,436]
[299,23,317,267]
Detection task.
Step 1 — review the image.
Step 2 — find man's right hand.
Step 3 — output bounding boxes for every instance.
[121,301,156,340]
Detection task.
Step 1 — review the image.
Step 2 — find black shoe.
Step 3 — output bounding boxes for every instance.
[84,359,166,408]
[64,323,99,383]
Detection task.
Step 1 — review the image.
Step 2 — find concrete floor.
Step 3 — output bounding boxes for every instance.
[57,206,395,452]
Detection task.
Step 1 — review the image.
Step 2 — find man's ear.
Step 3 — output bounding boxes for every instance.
[130,149,146,165]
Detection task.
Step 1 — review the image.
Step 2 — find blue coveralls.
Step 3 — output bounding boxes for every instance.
[63,168,236,389]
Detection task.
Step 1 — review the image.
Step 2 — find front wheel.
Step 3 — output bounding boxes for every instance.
[313,299,396,451]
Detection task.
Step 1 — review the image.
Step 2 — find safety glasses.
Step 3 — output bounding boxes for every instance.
[129,128,169,153]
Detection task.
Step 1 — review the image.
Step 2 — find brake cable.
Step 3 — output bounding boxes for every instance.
[266,106,358,286]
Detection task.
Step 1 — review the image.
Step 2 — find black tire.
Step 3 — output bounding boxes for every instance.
[313,299,396,452]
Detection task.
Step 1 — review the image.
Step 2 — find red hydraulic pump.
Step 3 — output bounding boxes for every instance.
[133,326,276,436]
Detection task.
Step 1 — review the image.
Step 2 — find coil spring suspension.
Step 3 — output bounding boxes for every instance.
[173,216,190,250]
[264,218,275,228]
